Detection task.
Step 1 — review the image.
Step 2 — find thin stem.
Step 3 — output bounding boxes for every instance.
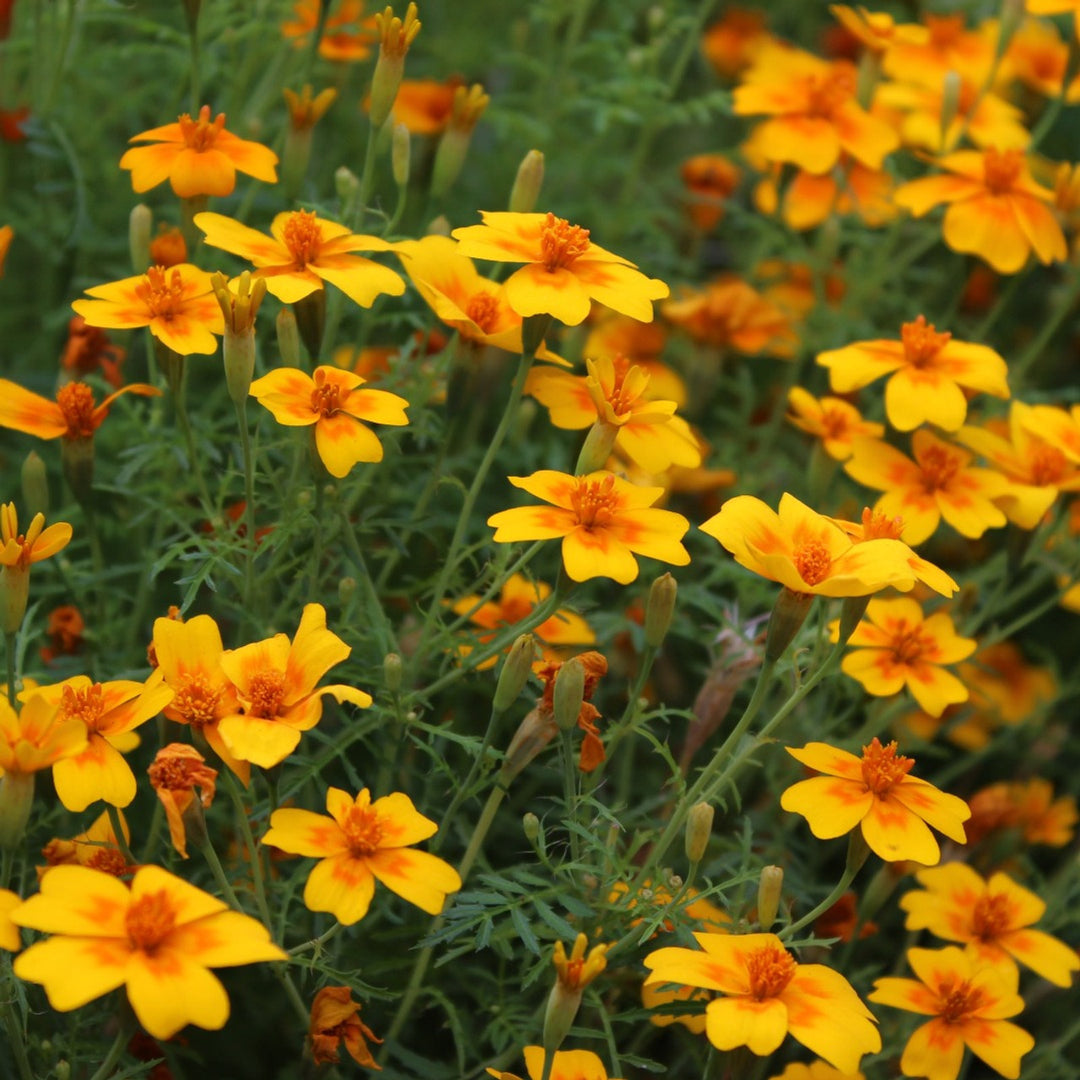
[1010,268,1080,385]
[1,958,32,1080]
[780,867,858,940]
[106,804,137,866]
[559,728,581,868]
[288,922,341,957]
[234,399,258,616]
[86,1013,134,1080]
[171,360,216,518]
[197,834,243,911]
[434,703,505,851]
[224,772,273,928]
[4,633,15,706]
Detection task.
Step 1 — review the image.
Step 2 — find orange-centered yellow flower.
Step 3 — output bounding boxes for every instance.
[218,603,372,769]
[12,865,286,1039]
[869,947,1035,1080]
[700,493,955,597]
[0,692,87,778]
[488,1047,623,1080]
[0,504,72,574]
[893,148,1066,274]
[119,106,279,197]
[72,264,224,356]
[786,388,885,460]
[249,365,409,479]
[817,316,1010,432]
[196,210,404,308]
[643,931,880,1072]
[261,787,462,925]
[487,470,691,584]
[451,211,670,326]
[0,380,160,443]
[781,738,971,864]
[900,863,1080,987]
[553,932,608,990]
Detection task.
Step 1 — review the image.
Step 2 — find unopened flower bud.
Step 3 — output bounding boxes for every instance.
[335,166,361,207]
[338,576,358,604]
[996,0,1025,60]
[939,71,963,150]
[431,84,489,199]
[644,572,677,648]
[282,85,337,198]
[494,633,536,713]
[0,773,34,849]
[392,123,411,188]
[684,801,714,865]
[523,811,540,843]
[426,214,451,238]
[384,652,403,693]
[764,587,814,664]
[552,657,585,732]
[757,865,784,929]
[150,225,187,268]
[129,204,152,271]
[838,595,871,645]
[276,307,302,368]
[544,933,608,1053]
[509,149,544,213]
[369,3,421,130]
[21,451,48,520]
[574,420,618,474]
[54,1064,70,1080]
[213,271,266,408]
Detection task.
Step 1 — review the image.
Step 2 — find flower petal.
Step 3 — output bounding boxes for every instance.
[366,847,461,914]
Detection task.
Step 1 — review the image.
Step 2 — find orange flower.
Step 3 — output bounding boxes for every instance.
[148,224,187,268]
[72,264,224,356]
[488,1047,622,1080]
[281,0,377,61]
[308,986,382,1067]
[0,223,11,276]
[148,744,218,859]
[249,365,409,479]
[781,738,971,864]
[261,787,462,924]
[680,154,741,231]
[1028,0,1080,40]
[40,808,134,879]
[882,13,997,85]
[119,106,278,197]
[40,605,85,664]
[381,76,462,133]
[0,692,87,778]
[834,597,976,716]
[894,149,1066,274]
[59,317,125,387]
[1,504,72,574]
[786,388,884,460]
[0,379,159,443]
[701,8,771,78]
[967,778,1077,847]
[196,210,404,309]
[487,470,691,584]
[829,5,929,53]
[450,211,669,326]
[844,430,1011,545]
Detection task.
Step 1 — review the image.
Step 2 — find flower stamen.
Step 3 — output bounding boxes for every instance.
[860,737,915,794]
[540,213,591,272]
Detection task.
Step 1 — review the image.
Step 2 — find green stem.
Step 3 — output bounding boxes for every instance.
[86,1013,134,1080]
[106,804,137,867]
[224,772,273,928]
[434,703,505,851]
[779,849,862,940]
[4,633,14,706]
[560,728,581,868]
[1,957,32,1080]
[170,357,215,518]
[1010,268,1080,385]
[234,399,258,617]
[198,834,243,911]
[288,922,341,957]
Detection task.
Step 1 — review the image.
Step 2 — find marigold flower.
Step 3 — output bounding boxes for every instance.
[900,863,1079,986]
[249,365,408,479]
[700,493,955,598]
[309,986,382,1067]
[147,744,217,860]
[844,430,1010,545]
[383,77,463,133]
[149,224,187,268]
[0,223,11,276]
[281,0,377,60]
[488,470,691,584]
[488,1047,622,1080]
[869,946,1034,1080]
[452,573,594,670]
[770,1064,865,1080]
[553,932,608,991]
[817,316,1009,432]
[72,264,224,357]
[60,317,125,387]
[40,605,85,665]
[643,931,880,1072]
[40,807,134,879]
[218,603,372,769]
[0,504,73,636]
[787,388,884,460]
[12,864,286,1039]
[0,888,20,951]
[662,276,796,356]
[830,5,929,53]
[894,149,1066,274]
[262,788,462,924]
[781,738,971,864]
[0,691,87,778]
[0,379,160,445]
[533,652,608,771]
[966,778,1077,847]
[119,105,278,197]
[702,8,771,78]
[451,211,669,326]
[680,154,741,231]
[883,13,997,85]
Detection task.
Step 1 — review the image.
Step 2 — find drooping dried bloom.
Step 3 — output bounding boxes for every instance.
[148,744,218,859]
[308,986,382,1067]
[59,317,126,387]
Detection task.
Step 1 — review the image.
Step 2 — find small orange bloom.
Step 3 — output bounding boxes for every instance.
[119,106,278,197]
[40,605,85,664]
[148,225,187,268]
[384,77,462,133]
[702,8,771,78]
[786,387,884,460]
[0,379,159,443]
[309,986,382,1067]
[0,223,11,276]
[281,0,377,61]
[59,317,125,387]
[40,808,134,879]
[148,743,218,859]
[680,154,741,231]
[829,5,929,53]
[967,778,1077,847]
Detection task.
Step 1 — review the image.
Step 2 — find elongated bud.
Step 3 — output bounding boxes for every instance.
[392,123,411,188]
[384,652,403,693]
[293,289,326,360]
[335,165,361,207]
[431,83,489,199]
[764,587,814,664]
[838,595,871,645]
[494,633,536,712]
[213,271,267,408]
[276,307,302,368]
[509,149,544,213]
[996,0,1025,61]
[552,657,585,731]
[369,3,421,130]
[129,204,152,271]
[684,801,714,865]
[338,576,357,604]
[282,85,337,198]
[644,572,677,648]
[757,865,784,929]
[0,773,33,849]
[845,828,871,877]
[574,421,618,474]
[21,451,49,520]
[523,811,540,843]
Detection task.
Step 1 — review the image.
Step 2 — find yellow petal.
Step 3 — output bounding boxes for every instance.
[303,852,376,925]
[704,995,788,1055]
[125,948,230,1039]
[366,848,461,914]
[13,936,131,1010]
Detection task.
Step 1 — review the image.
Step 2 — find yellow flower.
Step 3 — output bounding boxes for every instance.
[786,388,884,460]
[0,690,87,777]
[12,865,286,1039]
[769,1063,865,1080]
[552,932,608,991]
[0,379,160,443]
[487,470,691,584]
[261,787,462,925]
[281,0,377,62]
[196,210,405,309]
[0,503,72,573]
[218,603,372,768]
[249,365,409,479]
[147,744,218,860]
[817,316,1009,432]
[834,597,976,716]
[643,931,880,1072]
[781,738,971,864]
[830,5,929,52]
[119,105,278,197]
[0,888,20,951]
[869,947,1035,1080]
[72,264,224,356]
[450,211,669,326]
[967,777,1077,848]
[900,863,1080,986]
[488,1047,622,1080]
[40,808,134,879]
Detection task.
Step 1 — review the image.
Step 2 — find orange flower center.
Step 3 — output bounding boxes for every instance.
[56,382,98,439]
[282,210,324,266]
[805,68,855,118]
[603,355,645,416]
[171,673,223,726]
[570,474,619,529]
[135,266,187,320]
[178,106,226,151]
[1029,443,1068,486]
[540,212,591,271]
[310,368,344,416]
[494,594,533,625]
[792,536,832,586]
[982,148,1023,195]
[341,804,384,856]
[745,945,796,1000]
[820,406,852,440]
[87,847,129,877]
[901,315,951,368]
[149,756,198,791]
[860,507,905,540]
[59,683,105,732]
[890,624,937,665]
[860,737,915,793]
[971,891,1013,942]
[927,14,964,48]
[125,889,177,952]
[917,445,962,493]
[465,292,500,333]
[937,975,986,1023]
[246,669,287,719]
